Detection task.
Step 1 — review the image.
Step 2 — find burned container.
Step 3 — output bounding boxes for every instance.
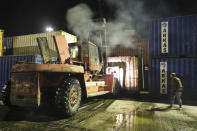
[150,14,197,58]
[0,55,35,92]
[149,58,197,100]
[106,56,140,94]
[105,38,149,64]
[12,30,77,56]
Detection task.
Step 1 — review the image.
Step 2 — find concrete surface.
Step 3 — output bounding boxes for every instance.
[0,98,197,131]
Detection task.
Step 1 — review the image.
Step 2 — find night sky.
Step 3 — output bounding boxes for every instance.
[0,0,197,37]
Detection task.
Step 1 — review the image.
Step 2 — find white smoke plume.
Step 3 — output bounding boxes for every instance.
[106,0,149,42]
[66,1,150,46]
[66,4,98,41]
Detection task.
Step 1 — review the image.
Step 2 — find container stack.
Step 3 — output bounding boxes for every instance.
[149,14,197,100]
[3,30,77,56]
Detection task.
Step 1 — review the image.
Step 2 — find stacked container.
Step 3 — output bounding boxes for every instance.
[0,55,35,92]
[3,30,77,56]
[3,37,13,55]
[149,14,197,100]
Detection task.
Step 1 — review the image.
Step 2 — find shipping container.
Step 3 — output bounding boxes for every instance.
[106,56,139,93]
[35,54,57,64]
[150,14,197,58]
[12,30,77,56]
[104,38,149,64]
[149,58,197,100]
[0,55,35,92]
[0,30,3,56]
[3,37,13,55]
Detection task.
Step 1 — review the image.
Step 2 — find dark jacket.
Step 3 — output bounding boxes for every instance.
[171,76,183,94]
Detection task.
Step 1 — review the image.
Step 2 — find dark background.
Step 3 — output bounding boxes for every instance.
[0,0,197,36]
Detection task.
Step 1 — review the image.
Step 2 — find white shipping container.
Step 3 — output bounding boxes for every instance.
[12,30,77,55]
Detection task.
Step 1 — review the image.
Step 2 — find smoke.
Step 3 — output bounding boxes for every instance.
[107,0,150,46]
[106,0,150,40]
[66,4,98,41]
[107,23,136,47]
[65,1,153,46]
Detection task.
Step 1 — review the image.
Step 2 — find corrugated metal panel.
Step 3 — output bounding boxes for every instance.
[3,37,13,49]
[0,55,35,92]
[149,58,197,100]
[106,56,139,92]
[61,32,77,43]
[0,85,3,98]
[109,45,138,57]
[137,39,149,64]
[12,30,77,56]
[150,14,197,58]
[105,38,149,64]
[0,30,3,56]
[3,37,13,55]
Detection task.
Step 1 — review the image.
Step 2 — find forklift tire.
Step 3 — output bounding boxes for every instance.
[55,78,82,117]
[2,80,17,110]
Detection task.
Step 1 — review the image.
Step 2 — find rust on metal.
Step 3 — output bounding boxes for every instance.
[85,81,105,94]
[53,35,70,64]
[89,65,100,71]
[103,74,114,92]
[11,63,84,73]
[10,72,40,107]
[105,38,149,64]
[39,72,65,87]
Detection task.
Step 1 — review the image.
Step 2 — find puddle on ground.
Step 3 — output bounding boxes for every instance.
[106,109,155,131]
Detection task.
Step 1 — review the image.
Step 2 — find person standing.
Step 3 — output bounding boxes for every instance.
[169,73,183,109]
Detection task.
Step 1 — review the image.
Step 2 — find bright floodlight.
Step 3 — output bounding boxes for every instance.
[46,27,54,32]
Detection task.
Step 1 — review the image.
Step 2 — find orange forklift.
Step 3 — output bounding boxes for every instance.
[2,35,115,116]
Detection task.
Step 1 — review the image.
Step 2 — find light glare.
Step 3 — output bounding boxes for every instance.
[46,27,54,32]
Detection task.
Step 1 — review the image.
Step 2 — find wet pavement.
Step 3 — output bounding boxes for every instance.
[0,97,197,131]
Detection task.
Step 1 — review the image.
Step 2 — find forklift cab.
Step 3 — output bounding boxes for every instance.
[68,41,103,73]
